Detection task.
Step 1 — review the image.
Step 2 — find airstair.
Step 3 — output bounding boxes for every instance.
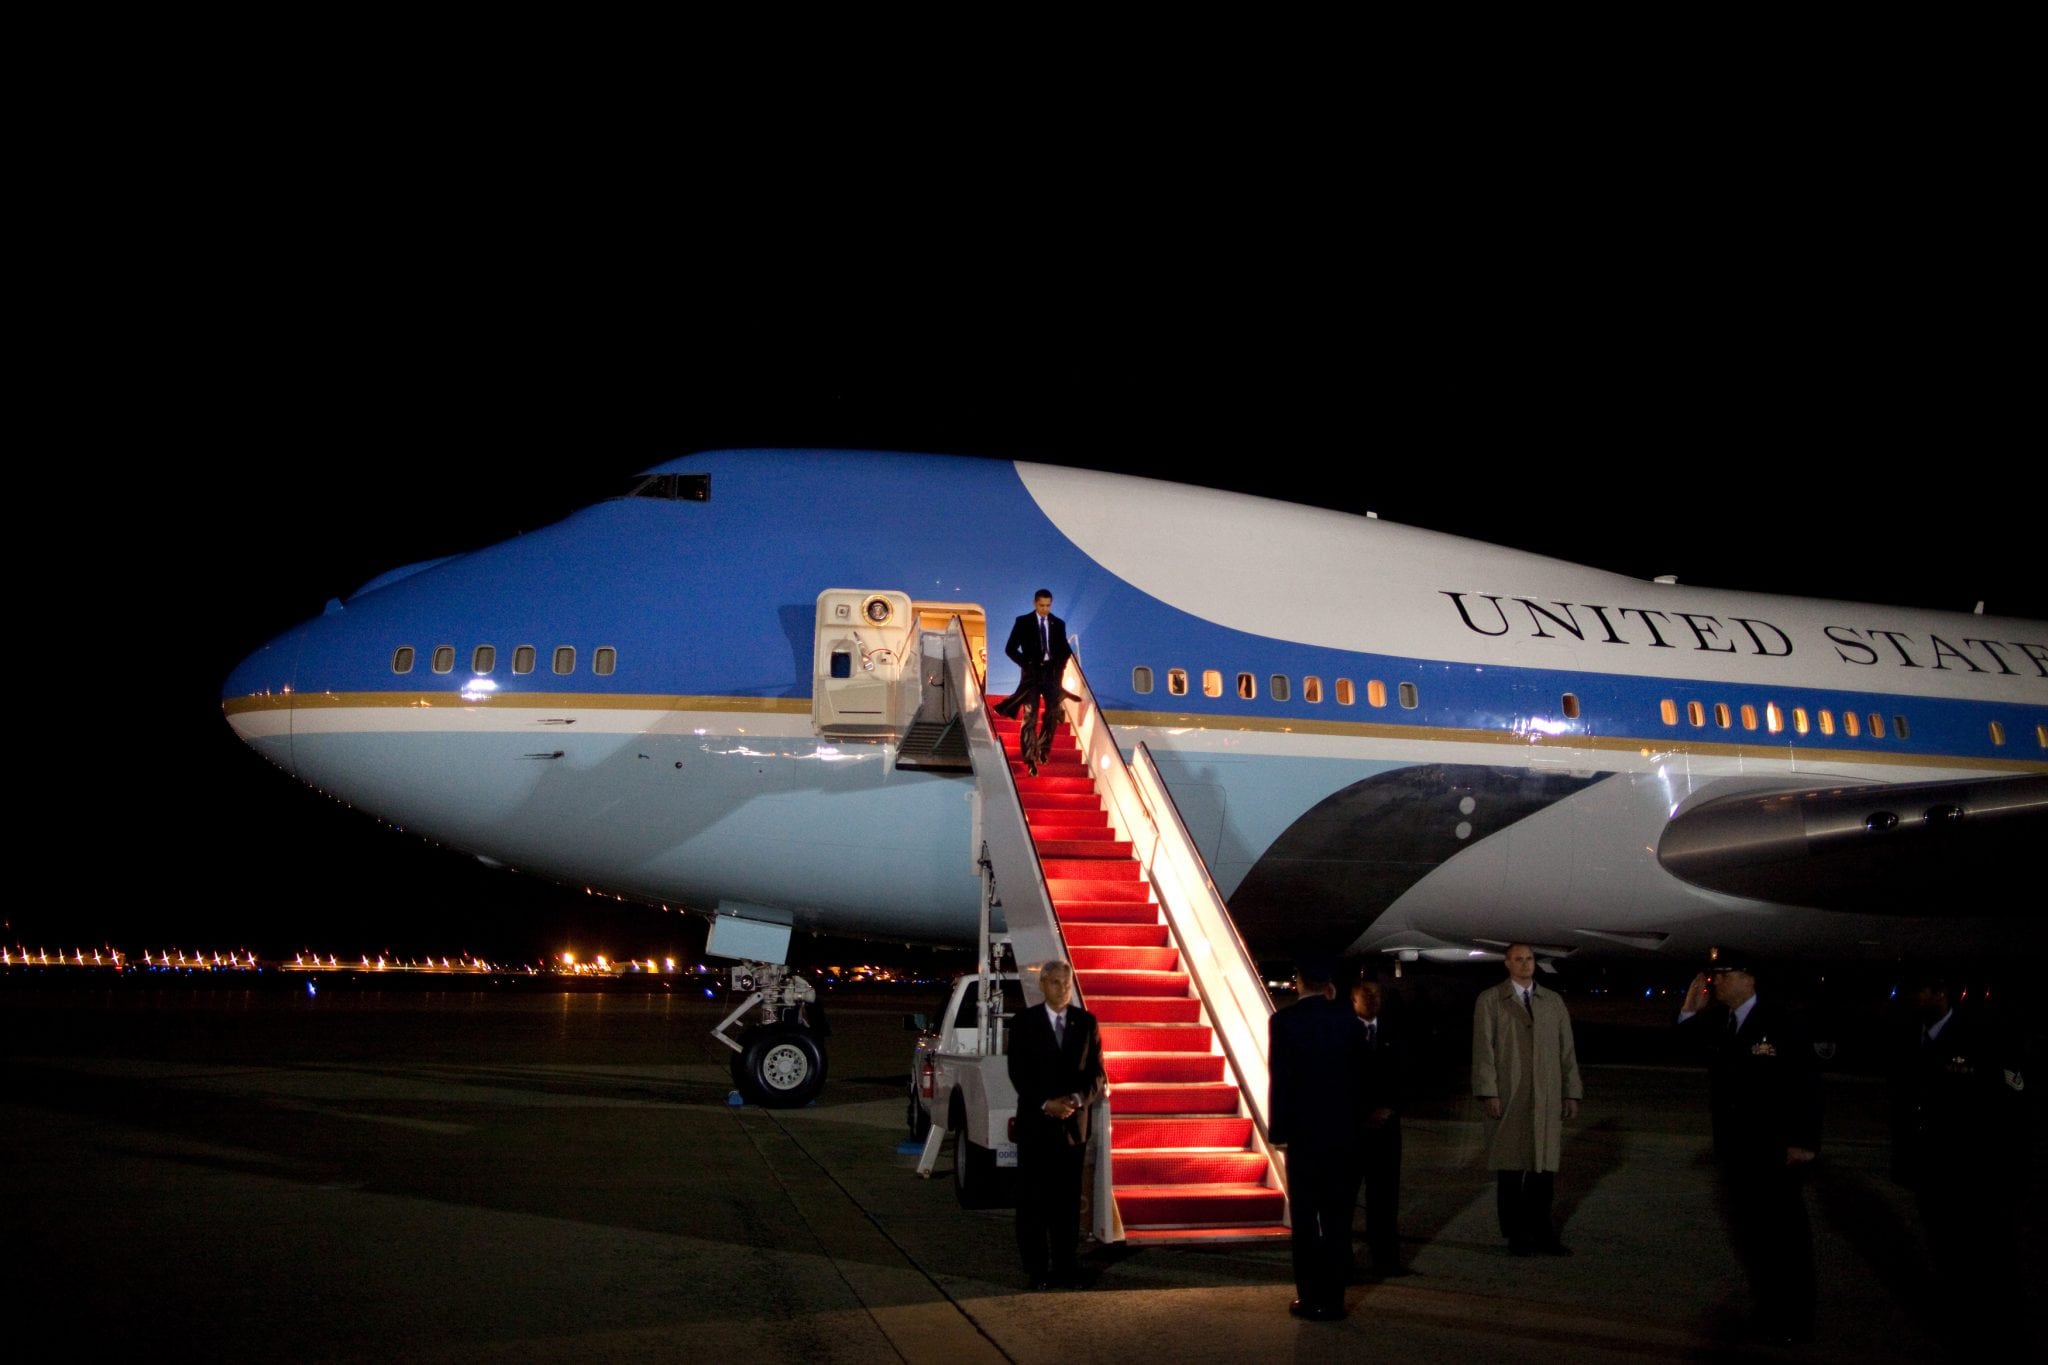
[973,654,1288,1246]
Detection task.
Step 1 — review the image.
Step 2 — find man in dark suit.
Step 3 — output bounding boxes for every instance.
[1888,970,2026,1352]
[1677,951,1822,1345]
[1268,953,1368,1321]
[1006,958,1106,1290]
[1348,972,1413,1278]
[991,589,1072,773]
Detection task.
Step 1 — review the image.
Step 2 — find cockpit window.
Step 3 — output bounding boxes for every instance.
[625,473,709,501]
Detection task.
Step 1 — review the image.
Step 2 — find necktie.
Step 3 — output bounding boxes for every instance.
[1053,1010,1065,1047]
[1364,1022,1376,1047]
[1728,1012,1739,1036]
[1039,616,1049,660]
[1520,989,1532,1015]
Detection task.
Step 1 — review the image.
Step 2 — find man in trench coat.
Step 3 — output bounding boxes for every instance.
[1471,943,1582,1254]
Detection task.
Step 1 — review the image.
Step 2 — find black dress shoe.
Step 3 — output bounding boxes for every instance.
[1289,1299,1345,1321]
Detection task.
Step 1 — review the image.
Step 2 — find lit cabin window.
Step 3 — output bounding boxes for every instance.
[594,647,617,676]
[1660,699,1678,725]
[473,645,496,675]
[1991,720,2006,746]
[2035,723,2046,748]
[1168,668,1188,696]
[1686,701,1705,727]
[1868,712,1884,738]
[1237,672,1256,699]
[1893,715,1909,740]
[1335,679,1354,706]
[1740,704,1757,731]
[432,645,455,674]
[553,646,577,675]
[1843,711,1861,737]
[1303,676,1322,703]
[1792,707,1808,734]
[1203,670,1223,698]
[1133,666,1154,695]
[1818,710,1835,736]
[1398,682,1418,709]
[1713,703,1731,729]
[1766,702,1783,734]
[513,646,536,675]
[392,646,415,675]
[1269,675,1290,702]
[1367,680,1388,708]
[1561,693,1580,719]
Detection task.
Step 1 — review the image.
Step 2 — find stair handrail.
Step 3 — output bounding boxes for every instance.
[1054,657,1280,1166]
[938,615,1067,997]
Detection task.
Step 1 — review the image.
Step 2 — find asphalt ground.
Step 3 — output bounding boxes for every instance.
[4,979,2041,1363]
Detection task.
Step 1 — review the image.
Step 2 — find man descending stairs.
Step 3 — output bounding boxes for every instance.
[990,698,1288,1244]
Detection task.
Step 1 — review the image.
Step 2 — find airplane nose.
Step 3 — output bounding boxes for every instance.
[221,624,305,776]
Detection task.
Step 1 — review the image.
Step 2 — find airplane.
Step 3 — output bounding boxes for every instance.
[222,447,2048,1109]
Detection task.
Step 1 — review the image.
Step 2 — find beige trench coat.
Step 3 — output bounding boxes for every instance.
[1472,979,1583,1172]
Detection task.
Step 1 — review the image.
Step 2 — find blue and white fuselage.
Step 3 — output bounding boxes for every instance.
[223,449,2048,967]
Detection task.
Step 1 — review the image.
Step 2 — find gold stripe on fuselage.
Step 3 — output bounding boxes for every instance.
[220,691,2048,775]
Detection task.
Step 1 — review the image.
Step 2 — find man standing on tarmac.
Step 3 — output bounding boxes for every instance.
[1007,959,1105,1291]
[1472,944,1582,1256]
[1268,953,1368,1321]
[1888,969,2026,1353]
[1678,951,1821,1346]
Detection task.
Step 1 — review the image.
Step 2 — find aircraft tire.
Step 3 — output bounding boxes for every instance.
[734,1025,826,1108]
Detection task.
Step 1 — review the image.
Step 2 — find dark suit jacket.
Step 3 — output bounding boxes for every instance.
[1008,1002,1105,1148]
[1269,994,1368,1157]
[1890,1006,2026,1182]
[1353,1012,1410,1137]
[1002,611,1072,689]
[1680,996,1822,1164]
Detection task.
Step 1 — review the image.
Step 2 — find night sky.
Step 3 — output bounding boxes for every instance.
[33,195,2037,970]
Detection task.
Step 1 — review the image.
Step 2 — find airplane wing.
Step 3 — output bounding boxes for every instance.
[1656,772,2048,915]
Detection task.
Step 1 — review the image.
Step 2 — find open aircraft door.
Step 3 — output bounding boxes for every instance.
[813,589,919,738]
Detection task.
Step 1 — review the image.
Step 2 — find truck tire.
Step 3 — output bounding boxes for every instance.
[732,1025,826,1108]
[907,1080,932,1140]
[952,1128,1015,1209]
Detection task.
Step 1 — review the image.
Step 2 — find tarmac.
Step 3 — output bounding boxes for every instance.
[4,977,2041,1363]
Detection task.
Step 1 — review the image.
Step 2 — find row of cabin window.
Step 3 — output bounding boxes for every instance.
[1130,667,1420,709]
[1659,698,1911,741]
[391,645,618,677]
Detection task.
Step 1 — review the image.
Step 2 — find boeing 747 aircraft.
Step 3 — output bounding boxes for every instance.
[223,449,2048,1111]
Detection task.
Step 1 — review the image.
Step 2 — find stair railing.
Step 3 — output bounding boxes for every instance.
[939,615,1066,995]
[1055,656,1282,1191]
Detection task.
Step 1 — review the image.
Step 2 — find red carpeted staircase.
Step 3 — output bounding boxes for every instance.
[993,700,1287,1244]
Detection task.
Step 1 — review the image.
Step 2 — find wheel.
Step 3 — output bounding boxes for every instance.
[907,1078,932,1140]
[732,1025,827,1108]
[951,1124,1015,1209]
